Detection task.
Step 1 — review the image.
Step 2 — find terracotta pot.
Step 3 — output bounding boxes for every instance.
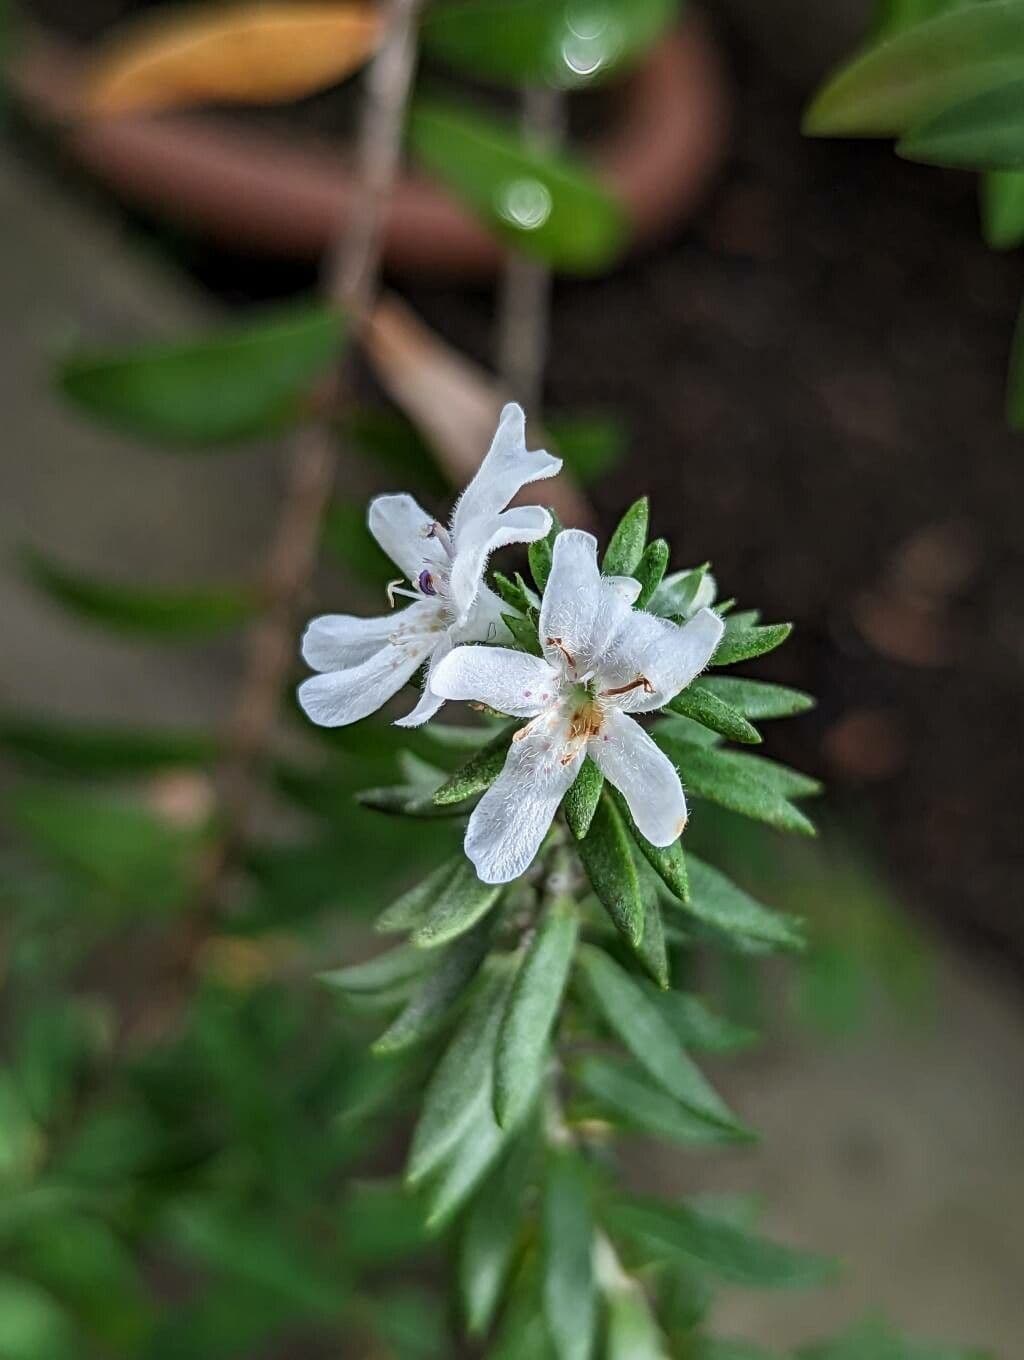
[10,15,731,279]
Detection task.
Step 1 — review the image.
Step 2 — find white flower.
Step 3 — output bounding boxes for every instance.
[431,529,725,884]
[298,404,561,729]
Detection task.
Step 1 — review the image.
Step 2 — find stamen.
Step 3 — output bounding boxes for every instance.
[386,579,421,607]
[418,569,438,596]
[424,521,453,554]
[546,636,577,671]
[600,676,654,699]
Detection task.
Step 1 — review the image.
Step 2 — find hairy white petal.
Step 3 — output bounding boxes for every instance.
[448,504,552,623]
[599,606,724,713]
[432,646,559,718]
[368,493,448,582]
[450,403,561,544]
[454,582,511,647]
[590,708,687,846]
[297,636,432,728]
[465,706,583,883]
[539,529,632,678]
[301,606,428,673]
[605,575,643,605]
[393,632,455,729]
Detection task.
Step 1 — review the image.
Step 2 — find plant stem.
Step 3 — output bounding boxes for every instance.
[496,85,566,415]
[194,0,424,924]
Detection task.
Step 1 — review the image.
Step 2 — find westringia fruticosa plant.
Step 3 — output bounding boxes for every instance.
[302,404,834,1354]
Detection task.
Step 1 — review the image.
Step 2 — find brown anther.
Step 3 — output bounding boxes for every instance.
[600,675,654,699]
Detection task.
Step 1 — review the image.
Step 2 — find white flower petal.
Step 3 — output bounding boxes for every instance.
[432,646,559,718]
[301,608,415,672]
[448,504,552,623]
[454,582,512,647]
[368,493,448,582]
[465,706,583,883]
[598,606,724,713]
[450,403,561,544]
[538,530,633,678]
[605,575,643,605]
[590,708,687,846]
[393,632,454,729]
[297,636,432,728]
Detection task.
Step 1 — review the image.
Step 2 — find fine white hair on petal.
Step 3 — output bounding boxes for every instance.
[605,576,643,605]
[297,636,433,728]
[368,493,449,582]
[301,607,424,673]
[538,529,608,675]
[447,504,552,624]
[590,708,688,846]
[464,706,583,883]
[450,402,562,543]
[598,606,725,713]
[455,582,512,647]
[432,645,559,718]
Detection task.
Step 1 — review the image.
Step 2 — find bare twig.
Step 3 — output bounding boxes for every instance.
[496,85,566,414]
[194,0,424,923]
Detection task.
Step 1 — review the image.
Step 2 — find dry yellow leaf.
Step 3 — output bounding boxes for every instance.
[86,2,381,116]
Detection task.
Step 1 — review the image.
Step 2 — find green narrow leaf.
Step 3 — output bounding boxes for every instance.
[563,758,604,840]
[574,1056,750,1147]
[633,538,670,609]
[698,677,815,721]
[376,858,461,933]
[407,963,513,1185]
[604,1276,670,1360]
[542,1148,595,1360]
[21,549,256,638]
[0,715,215,775]
[0,1275,76,1360]
[459,1140,532,1336]
[605,1197,836,1288]
[899,76,1024,167]
[649,988,757,1054]
[421,0,679,89]
[319,944,430,995]
[529,510,561,593]
[680,855,805,951]
[372,918,493,1054]
[712,620,792,667]
[577,794,644,947]
[610,788,689,903]
[409,100,627,274]
[648,563,712,619]
[981,168,1024,247]
[667,684,762,745]
[433,726,515,806]
[873,0,964,41]
[657,737,816,836]
[493,571,536,616]
[575,946,740,1132]
[602,497,649,576]
[804,1,1024,137]
[57,303,344,446]
[412,860,504,949]
[495,898,579,1127]
[503,612,544,656]
[634,888,670,990]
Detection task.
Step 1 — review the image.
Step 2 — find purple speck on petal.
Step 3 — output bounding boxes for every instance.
[524,690,532,697]
[418,570,437,596]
